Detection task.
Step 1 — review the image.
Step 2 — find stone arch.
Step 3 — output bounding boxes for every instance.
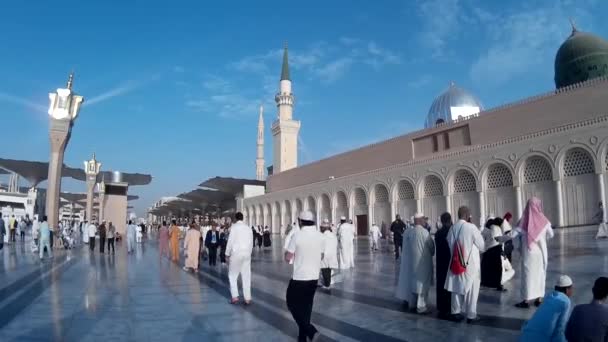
[556,143,600,175]
[450,169,480,223]
[273,201,281,234]
[560,147,599,226]
[245,207,251,226]
[421,174,446,225]
[257,204,264,227]
[319,193,332,223]
[335,190,349,221]
[483,163,517,221]
[371,183,391,228]
[350,186,369,235]
[283,200,292,229]
[306,195,316,218]
[393,178,416,221]
[264,203,272,228]
[521,155,557,224]
[295,198,303,216]
[515,151,557,183]
[447,165,480,194]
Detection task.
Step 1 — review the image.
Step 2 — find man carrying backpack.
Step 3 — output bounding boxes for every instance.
[444,206,485,323]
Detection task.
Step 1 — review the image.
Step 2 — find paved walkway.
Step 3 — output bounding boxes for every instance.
[0,226,606,341]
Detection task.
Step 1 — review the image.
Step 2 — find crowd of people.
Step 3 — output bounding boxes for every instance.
[3,196,607,342]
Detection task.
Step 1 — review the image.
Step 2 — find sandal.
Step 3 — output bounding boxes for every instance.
[515,301,530,308]
[230,298,240,305]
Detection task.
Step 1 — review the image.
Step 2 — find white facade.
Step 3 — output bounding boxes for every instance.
[0,188,37,221]
[244,115,608,234]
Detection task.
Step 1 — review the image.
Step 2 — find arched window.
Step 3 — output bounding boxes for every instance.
[487,164,513,189]
[424,175,443,197]
[398,180,415,200]
[563,148,594,177]
[523,157,552,183]
[453,170,476,193]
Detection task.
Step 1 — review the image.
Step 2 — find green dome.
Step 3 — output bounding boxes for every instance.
[554,29,608,88]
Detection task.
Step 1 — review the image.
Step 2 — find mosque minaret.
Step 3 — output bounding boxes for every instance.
[256,105,265,181]
[271,43,300,174]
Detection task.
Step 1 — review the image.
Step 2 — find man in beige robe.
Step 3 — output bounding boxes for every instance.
[183,223,201,272]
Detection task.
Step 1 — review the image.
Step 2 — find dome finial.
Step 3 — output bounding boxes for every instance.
[569,18,578,35]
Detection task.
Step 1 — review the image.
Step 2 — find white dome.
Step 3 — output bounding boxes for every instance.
[425,82,483,128]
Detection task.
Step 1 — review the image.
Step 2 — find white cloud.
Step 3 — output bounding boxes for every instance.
[416,0,461,59]
[339,37,360,46]
[407,74,433,88]
[0,92,46,112]
[364,41,401,68]
[314,58,354,83]
[468,2,596,86]
[202,75,231,92]
[230,39,400,83]
[86,74,160,106]
[188,39,402,119]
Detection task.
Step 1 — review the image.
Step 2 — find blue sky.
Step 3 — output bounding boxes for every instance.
[2,0,607,215]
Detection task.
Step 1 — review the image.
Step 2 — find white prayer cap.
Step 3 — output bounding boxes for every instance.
[320,219,331,228]
[414,213,424,219]
[299,211,315,222]
[340,216,346,220]
[556,275,573,287]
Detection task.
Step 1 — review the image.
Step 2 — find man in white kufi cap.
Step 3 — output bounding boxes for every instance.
[285,211,325,342]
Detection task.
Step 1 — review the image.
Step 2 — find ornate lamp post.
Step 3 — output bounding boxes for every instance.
[84,153,101,222]
[46,73,84,230]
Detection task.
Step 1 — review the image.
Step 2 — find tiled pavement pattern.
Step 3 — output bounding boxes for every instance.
[0,226,605,341]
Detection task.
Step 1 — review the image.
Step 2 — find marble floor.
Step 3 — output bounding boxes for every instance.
[0,226,606,342]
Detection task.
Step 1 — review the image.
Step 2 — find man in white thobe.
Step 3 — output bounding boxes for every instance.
[87,221,97,252]
[396,213,435,313]
[445,206,485,323]
[338,217,355,269]
[226,212,254,304]
[127,220,137,253]
[513,197,554,308]
[369,223,382,251]
[319,219,339,289]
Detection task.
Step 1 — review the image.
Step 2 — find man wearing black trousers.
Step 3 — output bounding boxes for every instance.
[285,211,325,342]
[205,225,220,266]
[390,215,406,259]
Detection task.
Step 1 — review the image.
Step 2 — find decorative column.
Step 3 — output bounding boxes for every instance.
[555,180,564,227]
[84,154,101,222]
[368,203,374,228]
[416,198,422,213]
[599,174,607,222]
[444,195,451,215]
[478,190,485,225]
[331,203,337,225]
[97,177,106,223]
[515,186,523,219]
[390,201,396,222]
[46,73,84,230]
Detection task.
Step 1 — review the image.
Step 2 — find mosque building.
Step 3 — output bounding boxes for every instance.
[243,25,608,235]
